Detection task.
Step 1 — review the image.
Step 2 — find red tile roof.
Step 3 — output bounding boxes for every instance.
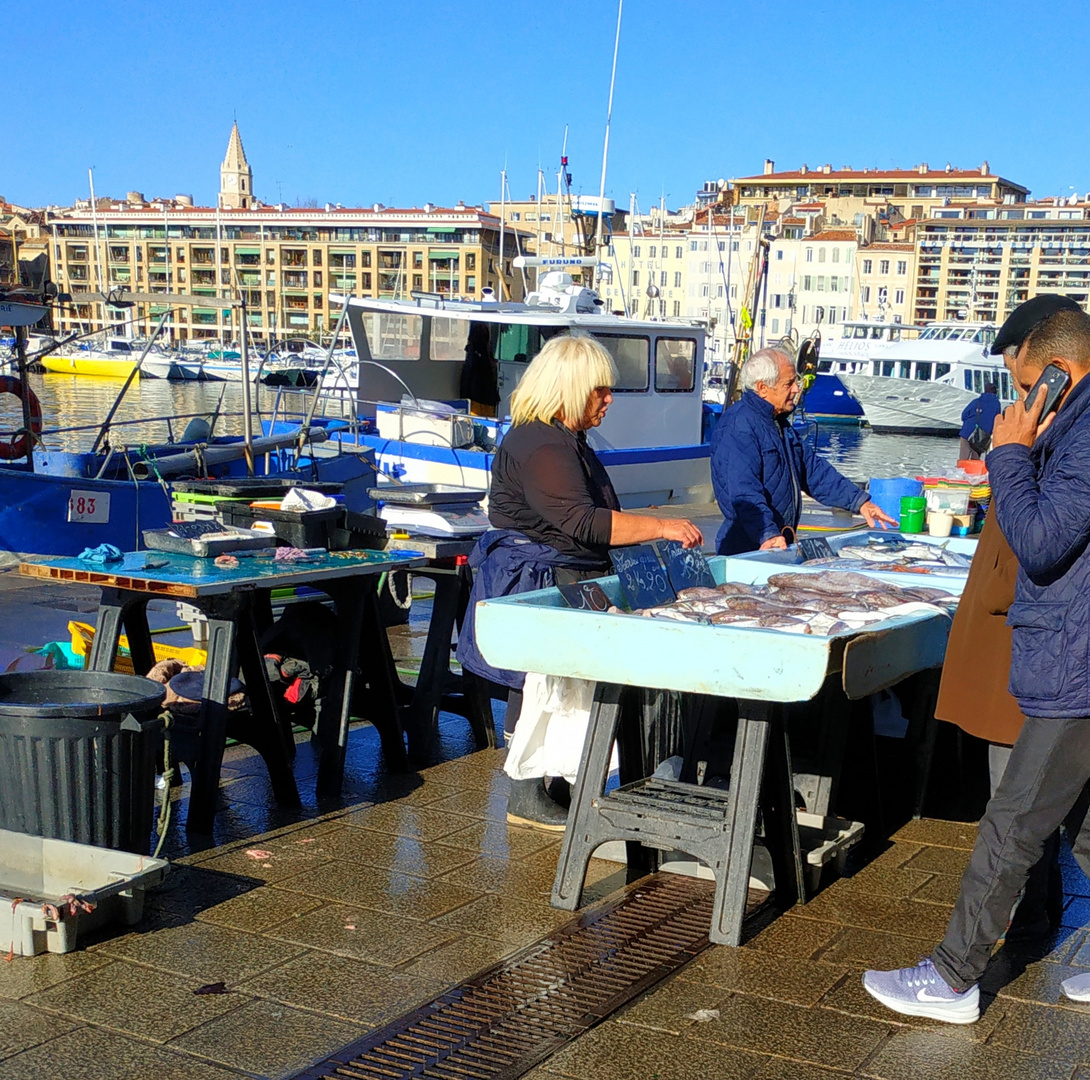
[808,229,858,241]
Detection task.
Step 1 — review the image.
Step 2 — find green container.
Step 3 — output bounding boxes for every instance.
[900,495,926,533]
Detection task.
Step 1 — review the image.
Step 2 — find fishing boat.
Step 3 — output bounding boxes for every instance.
[39,335,142,379]
[827,321,1014,435]
[0,299,377,559]
[320,263,713,506]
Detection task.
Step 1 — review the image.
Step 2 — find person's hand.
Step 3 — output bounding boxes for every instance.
[759,535,789,550]
[859,500,898,530]
[661,518,704,549]
[992,385,1053,449]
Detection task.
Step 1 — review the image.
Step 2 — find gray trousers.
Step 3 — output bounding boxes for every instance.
[932,716,1090,991]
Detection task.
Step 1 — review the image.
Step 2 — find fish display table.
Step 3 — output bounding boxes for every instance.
[21,549,425,833]
[729,529,977,595]
[366,535,495,762]
[475,556,960,945]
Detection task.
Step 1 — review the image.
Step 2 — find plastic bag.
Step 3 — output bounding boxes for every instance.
[503,673,597,784]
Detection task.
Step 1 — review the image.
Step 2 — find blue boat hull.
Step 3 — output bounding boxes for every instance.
[798,374,864,424]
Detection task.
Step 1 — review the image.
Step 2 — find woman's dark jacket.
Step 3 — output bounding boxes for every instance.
[456,420,621,688]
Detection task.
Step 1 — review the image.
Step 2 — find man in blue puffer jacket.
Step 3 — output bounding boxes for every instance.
[711,347,895,553]
[863,302,1090,1023]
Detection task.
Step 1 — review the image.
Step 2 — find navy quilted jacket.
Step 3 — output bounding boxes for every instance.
[990,375,1090,718]
[711,390,867,555]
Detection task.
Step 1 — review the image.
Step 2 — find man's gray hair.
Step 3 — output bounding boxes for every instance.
[740,348,791,392]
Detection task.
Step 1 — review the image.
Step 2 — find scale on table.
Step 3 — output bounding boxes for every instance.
[368,484,491,539]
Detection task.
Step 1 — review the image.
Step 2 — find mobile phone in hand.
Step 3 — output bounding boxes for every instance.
[1026,363,1071,419]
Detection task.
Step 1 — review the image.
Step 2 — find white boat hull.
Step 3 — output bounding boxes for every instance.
[838,375,975,434]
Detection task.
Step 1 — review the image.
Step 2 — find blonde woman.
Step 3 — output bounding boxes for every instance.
[457,333,702,828]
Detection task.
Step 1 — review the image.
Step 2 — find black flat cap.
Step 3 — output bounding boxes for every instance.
[991,294,1083,354]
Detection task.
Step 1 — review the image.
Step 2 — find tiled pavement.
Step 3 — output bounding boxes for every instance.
[7,738,1090,1079]
[5,580,1090,1078]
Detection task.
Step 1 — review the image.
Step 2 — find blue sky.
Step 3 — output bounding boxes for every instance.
[9,0,1089,211]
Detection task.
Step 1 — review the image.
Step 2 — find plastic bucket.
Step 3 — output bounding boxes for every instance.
[900,496,927,533]
[868,477,923,523]
[929,512,954,538]
[0,671,165,853]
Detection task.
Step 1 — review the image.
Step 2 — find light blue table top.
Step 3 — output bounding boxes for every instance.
[21,548,426,597]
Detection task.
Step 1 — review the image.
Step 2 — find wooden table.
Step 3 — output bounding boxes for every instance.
[368,535,495,763]
[21,549,425,833]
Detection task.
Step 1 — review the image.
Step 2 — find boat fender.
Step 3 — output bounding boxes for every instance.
[0,376,42,460]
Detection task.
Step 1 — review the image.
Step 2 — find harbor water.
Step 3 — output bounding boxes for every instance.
[0,373,963,479]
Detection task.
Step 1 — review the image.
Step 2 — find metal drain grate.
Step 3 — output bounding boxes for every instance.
[293,873,753,1080]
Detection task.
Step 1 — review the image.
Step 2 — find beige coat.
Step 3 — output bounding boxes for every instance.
[934,506,1024,745]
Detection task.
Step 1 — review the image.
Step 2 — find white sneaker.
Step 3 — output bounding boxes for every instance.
[1062,971,1090,1002]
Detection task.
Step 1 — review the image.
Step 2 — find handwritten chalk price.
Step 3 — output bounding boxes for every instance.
[609,544,676,610]
[654,540,715,592]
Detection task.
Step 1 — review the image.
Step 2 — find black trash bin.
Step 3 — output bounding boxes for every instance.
[0,671,166,854]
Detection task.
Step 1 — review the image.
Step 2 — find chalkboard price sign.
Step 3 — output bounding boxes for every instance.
[557,580,612,612]
[609,544,676,610]
[798,537,836,563]
[655,540,715,592]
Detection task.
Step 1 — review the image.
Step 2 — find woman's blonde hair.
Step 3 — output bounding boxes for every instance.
[509,334,618,427]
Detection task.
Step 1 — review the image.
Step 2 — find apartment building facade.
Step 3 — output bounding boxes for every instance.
[45,128,528,344]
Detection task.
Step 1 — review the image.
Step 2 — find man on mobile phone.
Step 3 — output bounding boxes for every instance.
[862,296,1090,1023]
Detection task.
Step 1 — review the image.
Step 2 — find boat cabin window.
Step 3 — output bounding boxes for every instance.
[429,316,470,361]
[881,361,896,377]
[964,371,973,390]
[915,362,933,381]
[494,323,556,365]
[890,328,902,342]
[654,338,697,392]
[852,327,868,339]
[595,334,649,391]
[870,327,884,340]
[935,363,951,379]
[817,360,832,373]
[109,340,132,353]
[898,362,911,379]
[973,370,984,393]
[361,312,424,359]
[1000,371,1012,398]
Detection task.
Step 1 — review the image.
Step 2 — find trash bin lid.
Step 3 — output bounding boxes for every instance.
[0,671,165,718]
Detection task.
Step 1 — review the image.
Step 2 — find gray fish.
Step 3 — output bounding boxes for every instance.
[677,587,726,601]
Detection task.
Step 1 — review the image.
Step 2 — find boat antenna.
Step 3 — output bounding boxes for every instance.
[556,126,568,257]
[592,0,623,292]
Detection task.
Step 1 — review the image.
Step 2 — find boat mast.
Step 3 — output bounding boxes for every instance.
[498,168,507,299]
[88,169,105,323]
[534,168,544,288]
[592,0,622,291]
[557,126,568,257]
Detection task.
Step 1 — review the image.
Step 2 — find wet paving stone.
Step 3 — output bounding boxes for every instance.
[834,859,934,902]
[686,991,891,1071]
[22,960,247,1043]
[340,802,477,842]
[614,973,730,1035]
[743,913,843,959]
[194,885,325,933]
[266,823,480,877]
[169,996,366,1080]
[429,891,574,947]
[236,950,445,1026]
[680,948,851,1007]
[265,901,457,966]
[861,1027,1075,1080]
[795,889,954,940]
[270,860,482,919]
[987,997,1090,1062]
[0,1025,238,1080]
[815,925,938,969]
[400,933,516,984]
[903,843,975,877]
[437,818,563,860]
[94,920,306,983]
[546,1019,768,1080]
[0,950,111,1002]
[890,819,977,850]
[0,1000,81,1061]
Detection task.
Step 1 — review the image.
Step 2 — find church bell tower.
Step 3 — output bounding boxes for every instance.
[219,123,253,209]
